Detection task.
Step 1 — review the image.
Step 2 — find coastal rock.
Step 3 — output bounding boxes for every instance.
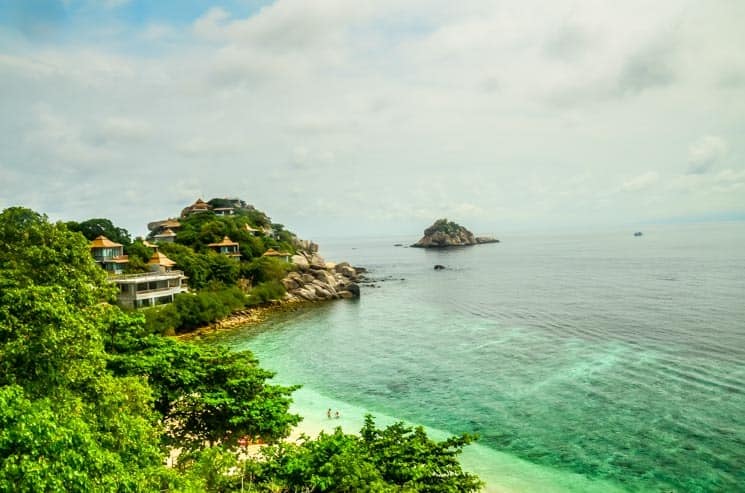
[282,277,301,290]
[344,283,360,297]
[309,253,327,270]
[301,273,315,284]
[291,254,310,270]
[334,262,358,279]
[411,219,498,248]
[282,257,364,303]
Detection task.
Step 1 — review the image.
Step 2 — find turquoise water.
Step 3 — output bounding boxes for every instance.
[209,224,745,492]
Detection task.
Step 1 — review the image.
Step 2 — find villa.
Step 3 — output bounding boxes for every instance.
[262,248,291,262]
[89,235,188,309]
[90,235,129,274]
[180,198,211,217]
[208,235,241,259]
[152,227,177,243]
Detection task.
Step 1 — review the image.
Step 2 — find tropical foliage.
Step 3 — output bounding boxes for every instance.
[0,206,482,492]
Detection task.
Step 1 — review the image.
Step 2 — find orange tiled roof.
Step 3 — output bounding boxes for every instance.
[208,236,239,247]
[148,251,176,267]
[89,235,123,248]
[262,248,290,257]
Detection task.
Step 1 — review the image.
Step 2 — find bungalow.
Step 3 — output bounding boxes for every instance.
[262,248,291,262]
[208,235,241,259]
[180,198,212,217]
[90,235,129,274]
[153,228,177,243]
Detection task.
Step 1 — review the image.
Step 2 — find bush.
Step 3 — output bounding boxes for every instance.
[168,286,248,333]
[143,304,181,335]
[247,281,286,306]
[242,257,292,285]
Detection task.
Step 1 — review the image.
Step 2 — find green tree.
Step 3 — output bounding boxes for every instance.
[0,385,174,492]
[66,217,132,246]
[106,316,301,450]
[219,416,483,492]
[0,285,108,396]
[0,207,115,307]
[0,208,176,491]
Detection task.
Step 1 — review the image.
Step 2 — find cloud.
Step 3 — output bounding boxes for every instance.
[1,1,744,236]
[622,172,660,192]
[543,24,592,62]
[23,104,113,168]
[95,117,153,143]
[687,136,728,174]
[615,40,677,96]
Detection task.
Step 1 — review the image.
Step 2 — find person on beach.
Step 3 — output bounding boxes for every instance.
[334,411,340,419]
[327,408,332,419]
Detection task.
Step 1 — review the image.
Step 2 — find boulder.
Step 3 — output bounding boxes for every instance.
[311,282,335,299]
[309,253,326,270]
[301,273,315,284]
[294,288,318,301]
[335,262,358,279]
[344,283,360,298]
[282,278,300,290]
[291,254,310,270]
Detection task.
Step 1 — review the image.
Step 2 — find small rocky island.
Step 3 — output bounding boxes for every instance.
[411,219,499,248]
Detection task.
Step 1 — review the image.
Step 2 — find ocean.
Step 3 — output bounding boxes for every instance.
[207,223,745,492]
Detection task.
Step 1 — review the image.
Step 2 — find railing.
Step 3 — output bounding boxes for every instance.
[109,270,185,280]
[134,286,188,297]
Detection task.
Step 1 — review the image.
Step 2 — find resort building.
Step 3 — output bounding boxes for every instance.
[152,228,177,243]
[262,248,291,262]
[180,198,212,217]
[113,251,188,309]
[147,218,181,235]
[208,236,241,259]
[89,236,188,309]
[90,235,129,274]
[213,207,235,216]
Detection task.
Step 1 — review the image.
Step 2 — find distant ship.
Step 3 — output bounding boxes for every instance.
[634,232,643,237]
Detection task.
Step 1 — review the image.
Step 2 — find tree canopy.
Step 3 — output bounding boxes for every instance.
[66,217,132,246]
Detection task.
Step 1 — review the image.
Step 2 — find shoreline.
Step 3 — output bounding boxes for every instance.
[174,299,314,341]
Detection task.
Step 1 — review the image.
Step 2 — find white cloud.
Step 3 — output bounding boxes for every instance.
[687,136,728,174]
[622,172,660,192]
[1,0,744,236]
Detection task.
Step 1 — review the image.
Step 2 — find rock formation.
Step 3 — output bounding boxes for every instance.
[411,219,498,248]
[281,252,363,302]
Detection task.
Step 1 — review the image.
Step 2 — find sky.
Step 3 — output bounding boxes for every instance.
[1,0,744,239]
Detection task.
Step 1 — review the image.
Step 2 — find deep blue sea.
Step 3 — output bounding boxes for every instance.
[208,223,745,492]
